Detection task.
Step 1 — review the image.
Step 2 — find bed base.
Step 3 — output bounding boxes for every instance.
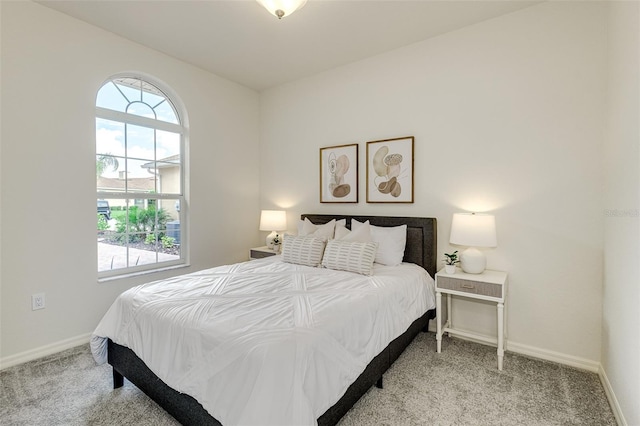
[108,308,435,426]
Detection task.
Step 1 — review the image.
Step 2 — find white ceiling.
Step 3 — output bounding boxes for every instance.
[39,0,540,91]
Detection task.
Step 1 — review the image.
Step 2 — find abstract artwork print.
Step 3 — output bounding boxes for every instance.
[320,143,359,203]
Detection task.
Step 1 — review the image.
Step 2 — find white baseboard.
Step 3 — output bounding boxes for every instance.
[505,340,600,373]
[598,364,627,426]
[427,325,600,372]
[0,333,91,371]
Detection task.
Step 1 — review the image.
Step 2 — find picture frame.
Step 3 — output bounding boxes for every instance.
[320,143,359,203]
[366,136,414,203]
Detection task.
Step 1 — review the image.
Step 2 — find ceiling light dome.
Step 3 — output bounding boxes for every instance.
[256,0,307,19]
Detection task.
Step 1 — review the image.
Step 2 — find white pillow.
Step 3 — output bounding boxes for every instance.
[281,235,326,267]
[298,218,345,241]
[335,221,372,243]
[352,220,407,266]
[334,223,350,240]
[321,240,378,276]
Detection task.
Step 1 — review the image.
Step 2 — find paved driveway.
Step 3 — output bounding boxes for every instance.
[98,241,179,272]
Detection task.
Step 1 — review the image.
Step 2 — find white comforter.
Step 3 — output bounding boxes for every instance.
[91,257,435,426]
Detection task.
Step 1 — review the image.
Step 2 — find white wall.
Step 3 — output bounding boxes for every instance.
[0,2,260,362]
[260,2,607,364]
[602,2,640,425]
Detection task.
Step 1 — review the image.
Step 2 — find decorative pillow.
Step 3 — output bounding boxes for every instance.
[298,218,345,241]
[281,235,326,267]
[352,220,407,266]
[321,240,378,276]
[335,221,372,243]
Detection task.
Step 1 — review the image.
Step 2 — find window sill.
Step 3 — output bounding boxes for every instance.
[98,263,190,283]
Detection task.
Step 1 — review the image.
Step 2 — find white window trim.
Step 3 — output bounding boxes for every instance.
[96,107,184,134]
[96,75,188,280]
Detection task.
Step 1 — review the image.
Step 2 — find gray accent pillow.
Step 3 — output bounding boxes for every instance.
[321,240,378,276]
[281,235,327,267]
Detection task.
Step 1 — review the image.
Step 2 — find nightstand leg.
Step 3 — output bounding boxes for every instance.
[497,302,504,370]
[436,291,442,353]
[447,292,452,335]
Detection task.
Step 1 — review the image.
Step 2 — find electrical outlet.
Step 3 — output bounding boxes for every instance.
[32,293,45,310]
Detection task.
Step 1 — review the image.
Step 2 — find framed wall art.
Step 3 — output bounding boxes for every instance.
[320,143,359,203]
[366,136,414,203]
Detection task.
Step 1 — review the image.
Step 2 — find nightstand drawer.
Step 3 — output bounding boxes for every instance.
[250,248,277,259]
[437,275,503,298]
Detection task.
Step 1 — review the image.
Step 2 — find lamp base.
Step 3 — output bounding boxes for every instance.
[460,247,486,274]
[265,231,278,249]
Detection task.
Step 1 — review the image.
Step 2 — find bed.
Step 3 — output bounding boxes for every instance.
[92,214,437,425]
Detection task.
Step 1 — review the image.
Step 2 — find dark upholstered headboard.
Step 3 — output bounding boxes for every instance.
[301,214,438,278]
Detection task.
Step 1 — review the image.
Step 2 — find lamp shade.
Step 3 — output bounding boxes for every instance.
[256,0,307,19]
[259,210,287,232]
[449,213,497,248]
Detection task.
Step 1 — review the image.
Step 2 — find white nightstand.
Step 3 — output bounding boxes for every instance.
[249,246,280,260]
[435,268,508,370]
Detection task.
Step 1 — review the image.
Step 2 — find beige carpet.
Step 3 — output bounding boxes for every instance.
[0,332,616,425]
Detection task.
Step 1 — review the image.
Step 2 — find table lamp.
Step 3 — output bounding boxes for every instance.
[259,210,287,249]
[449,212,497,274]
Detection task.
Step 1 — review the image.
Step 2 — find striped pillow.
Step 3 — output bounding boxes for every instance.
[321,240,378,276]
[281,235,326,267]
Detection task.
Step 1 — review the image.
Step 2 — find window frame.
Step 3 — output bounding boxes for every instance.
[96,75,188,279]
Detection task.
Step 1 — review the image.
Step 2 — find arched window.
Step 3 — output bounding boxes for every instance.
[96,75,187,277]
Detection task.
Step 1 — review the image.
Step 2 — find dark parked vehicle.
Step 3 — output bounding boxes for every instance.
[98,200,111,220]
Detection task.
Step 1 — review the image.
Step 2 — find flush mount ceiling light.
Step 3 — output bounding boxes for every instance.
[256,0,307,19]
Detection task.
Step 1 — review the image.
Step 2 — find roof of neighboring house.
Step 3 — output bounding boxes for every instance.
[97,176,156,192]
[141,154,180,170]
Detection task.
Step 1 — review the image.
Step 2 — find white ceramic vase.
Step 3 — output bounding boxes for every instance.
[444,264,456,274]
